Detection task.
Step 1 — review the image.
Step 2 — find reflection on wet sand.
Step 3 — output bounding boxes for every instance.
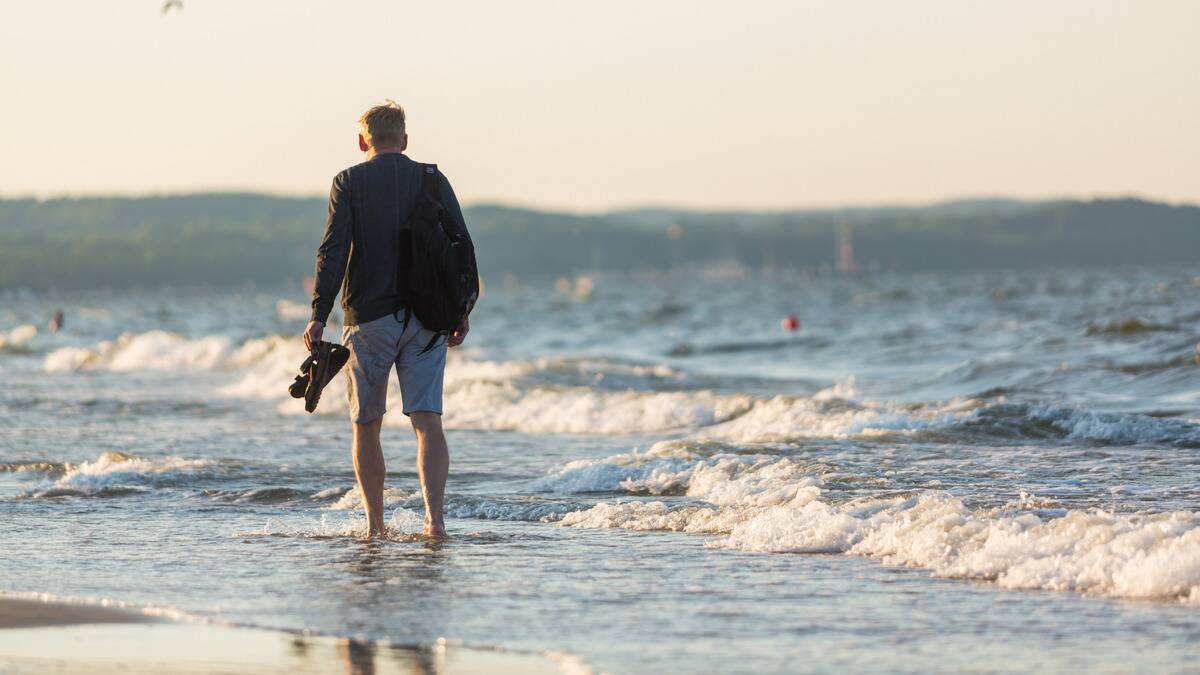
[337,638,444,675]
[0,596,562,674]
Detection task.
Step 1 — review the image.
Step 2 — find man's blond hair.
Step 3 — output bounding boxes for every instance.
[359,100,407,148]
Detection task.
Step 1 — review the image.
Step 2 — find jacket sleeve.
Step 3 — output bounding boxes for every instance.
[437,170,472,243]
[310,171,353,324]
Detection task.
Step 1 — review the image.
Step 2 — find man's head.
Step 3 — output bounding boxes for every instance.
[358,101,408,154]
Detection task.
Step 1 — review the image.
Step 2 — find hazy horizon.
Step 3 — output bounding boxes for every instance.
[4,1,1198,210]
[0,189,1190,217]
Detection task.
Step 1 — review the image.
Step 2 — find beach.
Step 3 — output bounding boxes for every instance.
[0,596,563,674]
[2,267,1199,673]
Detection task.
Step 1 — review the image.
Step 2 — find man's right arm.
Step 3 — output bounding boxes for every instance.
[310,171,353,326]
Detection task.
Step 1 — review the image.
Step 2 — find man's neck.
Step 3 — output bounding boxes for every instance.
[365,145,405,160]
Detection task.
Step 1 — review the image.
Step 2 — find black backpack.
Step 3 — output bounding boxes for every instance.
[405,164,479,350]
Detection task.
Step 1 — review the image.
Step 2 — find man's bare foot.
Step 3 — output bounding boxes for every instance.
[423,518,446,537]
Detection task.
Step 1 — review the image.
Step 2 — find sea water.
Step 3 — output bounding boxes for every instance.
[2,266,1199,673]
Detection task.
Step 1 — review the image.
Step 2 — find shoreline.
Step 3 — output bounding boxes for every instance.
[0,595,571,674]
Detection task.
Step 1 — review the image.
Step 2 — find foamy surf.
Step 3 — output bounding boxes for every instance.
[43,330,1200,444]
[16,451,219,499]
[545,446,1200,603]
[0,324,38,353]
[44,331,750,435]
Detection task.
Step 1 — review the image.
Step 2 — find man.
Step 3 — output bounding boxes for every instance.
[303,101,470,538]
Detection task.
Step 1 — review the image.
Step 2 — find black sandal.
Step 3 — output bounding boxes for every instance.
[288,341,350,413]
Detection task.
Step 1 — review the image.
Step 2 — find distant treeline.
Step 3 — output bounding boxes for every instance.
[1,194,1197,290]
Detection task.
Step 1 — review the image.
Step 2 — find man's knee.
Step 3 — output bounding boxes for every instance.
[353,417,383,439]
[409,412,442,436]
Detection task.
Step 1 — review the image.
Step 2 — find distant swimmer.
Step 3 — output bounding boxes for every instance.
[782,313,801,332]
[48,310,64,333]
[304,101,478,539]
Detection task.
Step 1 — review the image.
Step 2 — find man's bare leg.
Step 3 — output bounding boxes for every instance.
[410,412,449,536]
[352,418,387,538]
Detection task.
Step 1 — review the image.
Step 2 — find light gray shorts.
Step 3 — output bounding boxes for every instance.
[341,310,447,423]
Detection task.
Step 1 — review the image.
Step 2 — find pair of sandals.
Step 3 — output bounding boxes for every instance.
[288,341,350,413]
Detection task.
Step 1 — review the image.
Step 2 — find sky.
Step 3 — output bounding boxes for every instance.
[1,1,1197,211]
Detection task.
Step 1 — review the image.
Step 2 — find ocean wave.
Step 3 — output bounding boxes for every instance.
[1086,318,1177,336]
[18,451,219,499]
[39,331,1200,444]
[41,331,325,375]
[213,333,753,434]
[441,495,584,522]
[695,393,1200,447]
[1112,355,1196,374]
[550,448,1200,603]
[0,324,38,354]
[0,461,67,476]
[270,370,753,435]
[202,487,312,504]
[534,442,824,503]
[955,404,1200,447]
[694,386,979,444]
[439,383,753,434]
[45,329,674,384]
[326,487,416,510]
[46,331,734,435]
[667,336,821,357]
[720,494,1200,603]
[26,486,150,499]
[43,331,239,372]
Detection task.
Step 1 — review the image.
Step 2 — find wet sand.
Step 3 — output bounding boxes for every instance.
[0,597,156,629]
[0,597,566,674]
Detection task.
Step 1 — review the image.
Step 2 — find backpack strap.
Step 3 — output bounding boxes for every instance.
[421,163,439,199]
[418,332,444,355]
[415,163,448,355]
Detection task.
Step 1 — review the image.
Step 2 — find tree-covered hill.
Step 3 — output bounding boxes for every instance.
[1,195,1196,290]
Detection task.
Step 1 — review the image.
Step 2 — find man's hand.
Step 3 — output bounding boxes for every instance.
[303,320,325,352]
[448,318,469,348]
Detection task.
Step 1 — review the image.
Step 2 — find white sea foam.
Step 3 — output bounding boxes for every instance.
[530,443,698,493]
[41,331,737,434]
[0,324,38,351]
[327,487,416,510]
[248,508,425,539]
[210,333,752,434]
[696,388,980,444]
[440,383,752,434]
[22,451,217,497]
[43,331,234,372]
[41,331,1200,445]
[275,299,312,321]
[552,448,1200,603]
[224,336,739,434]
